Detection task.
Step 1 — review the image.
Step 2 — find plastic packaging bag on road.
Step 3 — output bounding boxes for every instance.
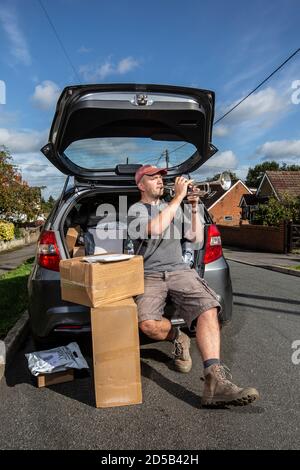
[25,342,89,376]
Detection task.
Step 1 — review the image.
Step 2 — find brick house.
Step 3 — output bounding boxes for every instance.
[240,171,300,223]
[256,171,300,200]
[201,180,252,226]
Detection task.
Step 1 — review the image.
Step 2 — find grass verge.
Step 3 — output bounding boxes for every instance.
[0,257,34,339]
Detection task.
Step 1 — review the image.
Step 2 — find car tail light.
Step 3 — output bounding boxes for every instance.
[203,224,223,264]
[38,230,61,271]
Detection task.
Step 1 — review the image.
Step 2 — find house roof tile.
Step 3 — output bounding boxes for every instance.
[265,171,300,199]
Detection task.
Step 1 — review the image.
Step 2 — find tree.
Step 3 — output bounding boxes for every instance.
[245,161,280,188]
[246,161,300,188]
[0,147,42,222]
[280,163,300,171]
[254,193,300,226]
[48,195,55,207]
[41,195,56,215]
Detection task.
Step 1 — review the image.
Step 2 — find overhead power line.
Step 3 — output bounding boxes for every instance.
[37,0,81,83]
[149,48,300,163]
[214,47,300,124]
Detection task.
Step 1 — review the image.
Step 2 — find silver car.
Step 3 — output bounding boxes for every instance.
[28,83,233,344]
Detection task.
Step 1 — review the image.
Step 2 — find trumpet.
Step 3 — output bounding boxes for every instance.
[164,171,232,199]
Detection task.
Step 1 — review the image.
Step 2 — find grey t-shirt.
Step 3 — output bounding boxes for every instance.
[128,200,190,273]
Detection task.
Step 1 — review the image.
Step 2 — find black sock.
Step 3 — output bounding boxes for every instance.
[203,358,220,369]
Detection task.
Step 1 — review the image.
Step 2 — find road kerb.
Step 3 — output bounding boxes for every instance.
[225,257,300,277]
[0,311,29,381]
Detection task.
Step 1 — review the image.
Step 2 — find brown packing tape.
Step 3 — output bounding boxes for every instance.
[60,277,143,292]
[94,345,138,363]
[60,280,143,307]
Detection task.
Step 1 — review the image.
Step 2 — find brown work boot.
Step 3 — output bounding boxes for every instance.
[201,364,259,407]
[172,331,192,373]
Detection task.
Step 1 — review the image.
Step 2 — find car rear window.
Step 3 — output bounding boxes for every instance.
[64,137,197,170]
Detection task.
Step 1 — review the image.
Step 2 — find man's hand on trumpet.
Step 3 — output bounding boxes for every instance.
[173,176,200,208]
[173,176,191,202]
[186,185,200,209]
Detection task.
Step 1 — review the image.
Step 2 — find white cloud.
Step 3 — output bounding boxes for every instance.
[256,140,300,161]
[213,124,230,137]
[79,56,139,81]
[205,150,238,170]
[98,61,114,80]
[0,110,19,126]
[193,150,238,179]
[8,151,65,199]
[0,6,31,65]
[77,45,92,54]
[0,128,47,153]
[31,81,60,110]
[117,57,139,74]
[68,137,139,157]
[221,87,287,125]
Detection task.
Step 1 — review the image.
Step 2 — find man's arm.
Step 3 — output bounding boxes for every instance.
[147,177,189,236]
[183,189,204,245]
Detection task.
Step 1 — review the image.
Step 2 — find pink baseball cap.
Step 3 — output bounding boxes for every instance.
[135,165,168,185]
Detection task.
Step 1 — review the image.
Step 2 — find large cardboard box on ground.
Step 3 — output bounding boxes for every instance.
[91,297,142,408]
[59,255,144,307]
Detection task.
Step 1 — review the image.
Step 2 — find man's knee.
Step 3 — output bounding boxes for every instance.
[139,319,159,337]
[197,307,219,323]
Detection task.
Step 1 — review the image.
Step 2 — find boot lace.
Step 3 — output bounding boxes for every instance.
[215,364,235,386]
[172,338,183,358]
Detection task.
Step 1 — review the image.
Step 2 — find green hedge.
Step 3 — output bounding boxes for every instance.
[0,221,14,241]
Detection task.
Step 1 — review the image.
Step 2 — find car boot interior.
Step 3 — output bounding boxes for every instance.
[62,190,141,257]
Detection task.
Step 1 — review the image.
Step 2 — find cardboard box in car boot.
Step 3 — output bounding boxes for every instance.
[91,297,142,408]
[66,226,81,252]
[72,245,85,257]
[59,254,144,308]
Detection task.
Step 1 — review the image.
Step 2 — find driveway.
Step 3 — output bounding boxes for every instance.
[0,261,299,449]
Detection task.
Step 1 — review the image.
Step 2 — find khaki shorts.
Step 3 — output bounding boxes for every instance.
[135,269,221,330]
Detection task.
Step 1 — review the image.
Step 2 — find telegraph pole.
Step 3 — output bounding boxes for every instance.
[164,149,169,168]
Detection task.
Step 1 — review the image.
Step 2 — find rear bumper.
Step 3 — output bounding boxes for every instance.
[28,266,90,339]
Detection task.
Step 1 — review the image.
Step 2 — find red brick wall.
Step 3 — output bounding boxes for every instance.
[209,181,251,226]
[218,222,286,253]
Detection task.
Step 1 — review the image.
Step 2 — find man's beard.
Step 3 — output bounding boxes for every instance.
[152,187,164,198]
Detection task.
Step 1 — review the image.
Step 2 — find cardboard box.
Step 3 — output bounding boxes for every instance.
[60,255,144,308]
[37,369,74,388]
[91,297,142,408]
[66,226,80,252]
[72,245,85,257]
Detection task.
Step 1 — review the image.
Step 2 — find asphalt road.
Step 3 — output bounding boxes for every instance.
[0,261,299,450]
[0,243,37,276]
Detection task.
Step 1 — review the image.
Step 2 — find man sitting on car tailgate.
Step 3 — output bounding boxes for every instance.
[129,164,259,407]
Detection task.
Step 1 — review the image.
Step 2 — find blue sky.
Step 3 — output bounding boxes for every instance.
[0,0,299,198]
